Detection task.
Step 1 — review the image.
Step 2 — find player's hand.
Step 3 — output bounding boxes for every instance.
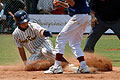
[53,1,61,7]
[91,16,98,28]
[43,30,53,38]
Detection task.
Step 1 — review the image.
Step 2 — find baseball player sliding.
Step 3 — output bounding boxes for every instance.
[12,10,69,71]
[44,0,90,74]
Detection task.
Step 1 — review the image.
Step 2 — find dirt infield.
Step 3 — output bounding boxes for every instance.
[0,65,120,80]
[0,53,120,80]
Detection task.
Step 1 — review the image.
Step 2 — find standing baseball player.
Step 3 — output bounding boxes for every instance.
[44,0,90,74]
[12,10,69,70]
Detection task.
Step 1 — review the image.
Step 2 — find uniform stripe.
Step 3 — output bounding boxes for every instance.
[13,22,53,55]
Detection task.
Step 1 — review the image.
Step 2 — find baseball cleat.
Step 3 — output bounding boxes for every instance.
[44,65,63,74]
[76,65,90,74]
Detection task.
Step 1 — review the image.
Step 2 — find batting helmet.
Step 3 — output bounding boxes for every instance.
[14,10,30,24]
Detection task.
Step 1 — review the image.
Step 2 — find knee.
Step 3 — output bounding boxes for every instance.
[42,48,55,60]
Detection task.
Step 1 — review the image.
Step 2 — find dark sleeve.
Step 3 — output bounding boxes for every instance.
[90,0,98,11]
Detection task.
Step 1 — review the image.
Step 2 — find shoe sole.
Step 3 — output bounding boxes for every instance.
[44,72,63,74]
[55,72,63,74]
[75,71,90,74]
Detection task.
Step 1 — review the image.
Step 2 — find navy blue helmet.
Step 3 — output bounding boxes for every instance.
[14,10,30,24]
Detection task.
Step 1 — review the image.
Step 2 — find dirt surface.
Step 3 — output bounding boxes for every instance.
[0,53,116,80]
[0,51,118,80]
[0,53,119,80]
[0,65,120,80]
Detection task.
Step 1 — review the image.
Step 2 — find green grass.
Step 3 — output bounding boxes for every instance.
[0,35,20,65]
[0,34,120,66]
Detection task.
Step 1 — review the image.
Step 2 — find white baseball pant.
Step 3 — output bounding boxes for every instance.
[55,14,89,59]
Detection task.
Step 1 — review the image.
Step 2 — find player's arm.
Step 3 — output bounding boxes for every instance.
[53,0,68,8]
[91,10,98,27]
[90,0,99,27]
[65,0,75,7]
[18,47,27,65]
[91,10,95,17]
[31,23,53,37]
[40,29,53,37]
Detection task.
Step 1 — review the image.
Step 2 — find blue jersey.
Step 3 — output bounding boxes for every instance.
[68,0,90,16]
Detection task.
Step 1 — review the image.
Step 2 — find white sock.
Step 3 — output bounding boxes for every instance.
[80,61,87,68]
[54,60,61,68]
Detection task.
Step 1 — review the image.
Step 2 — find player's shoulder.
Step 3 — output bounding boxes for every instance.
[28,22,39,26]
[12,27,19,36]
[28,22,42,28]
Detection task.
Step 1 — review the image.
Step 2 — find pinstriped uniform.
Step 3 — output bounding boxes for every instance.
[12,22,55,64]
